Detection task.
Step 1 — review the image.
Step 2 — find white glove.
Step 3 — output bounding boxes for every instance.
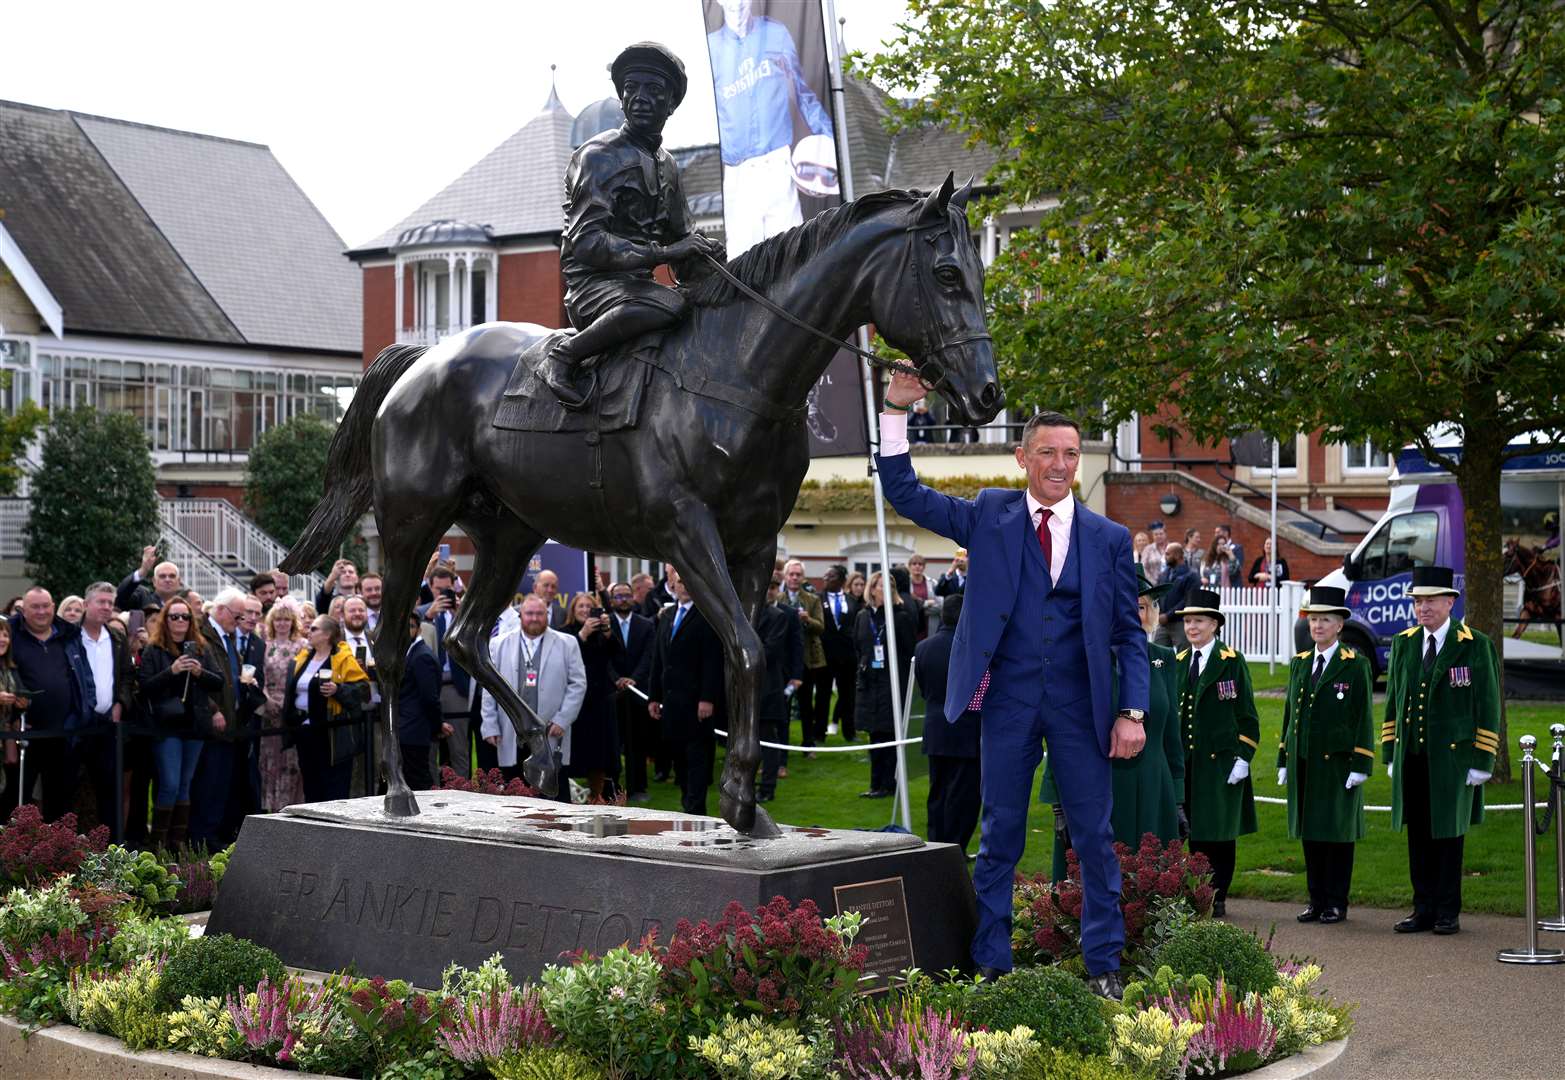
[1227,758,1250,785]
[1386,762,1393,780]
[1466,768,1491,787]
[1345,772,1367,790]
[1277,767,1287,786]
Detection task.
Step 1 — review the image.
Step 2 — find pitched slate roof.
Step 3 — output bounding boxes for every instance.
[0,99,359,353]
[0,100,242,344]
[885,122,1005,193]
[350,90,576,256]
[75,115,360,354]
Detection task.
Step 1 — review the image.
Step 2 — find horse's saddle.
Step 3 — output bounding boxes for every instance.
[491,329,659,434]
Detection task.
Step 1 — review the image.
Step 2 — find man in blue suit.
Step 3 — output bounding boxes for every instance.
[917,593,981,851]
[397,613,447,790]
[877,372,1149,998]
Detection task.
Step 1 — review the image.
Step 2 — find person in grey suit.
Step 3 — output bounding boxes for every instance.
[481,595,586,794]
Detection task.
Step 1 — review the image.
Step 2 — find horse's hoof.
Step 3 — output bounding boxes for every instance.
[747,806,783,840]
[524,759,558,799]
[383,789,420,817]
[720,790,755,834]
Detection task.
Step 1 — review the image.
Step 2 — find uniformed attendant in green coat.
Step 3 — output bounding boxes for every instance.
[1174,588,1259,917]
[1040,571,1187,879]
[1276,586,1374,925]
[1384,565,1499,936]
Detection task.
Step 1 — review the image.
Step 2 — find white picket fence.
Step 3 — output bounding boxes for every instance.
[1206,582,1308,663]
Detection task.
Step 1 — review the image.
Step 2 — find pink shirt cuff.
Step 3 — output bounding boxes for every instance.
[878,411,909,456]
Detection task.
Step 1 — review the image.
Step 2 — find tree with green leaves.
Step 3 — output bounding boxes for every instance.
[245,414,362,571]
[25,408,158,597]
[0,372,47,496]
[867,0,1565,778]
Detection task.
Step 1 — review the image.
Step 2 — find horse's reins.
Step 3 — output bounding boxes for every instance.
[697,247,989,389]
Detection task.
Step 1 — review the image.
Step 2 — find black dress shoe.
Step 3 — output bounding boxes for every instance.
[1395,913,1435,933]
[1432,916,1460,935]
[858,789,892,799]
[1318,907,1346,924]
[976,965,1008,982]
[1212,899,1226,918]
[1086,970,1126,1001]
[1297,906,1322,923]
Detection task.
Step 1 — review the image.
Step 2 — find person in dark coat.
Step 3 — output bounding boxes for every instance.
[646,570,725,816]
[137,596,226,850]
[562,592,621,800]
[818,565,860,741]
[190,587,267,849]
[853,571,916,798]
[1278,586,1374,925]
[754,576,804,802]
[608,581,657,800]
[396,613,446,790]
[917,594,980,849]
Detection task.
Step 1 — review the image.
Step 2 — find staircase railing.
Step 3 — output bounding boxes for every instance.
[158,498,323,597]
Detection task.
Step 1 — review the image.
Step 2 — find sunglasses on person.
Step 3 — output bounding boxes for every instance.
[165,612,192,622]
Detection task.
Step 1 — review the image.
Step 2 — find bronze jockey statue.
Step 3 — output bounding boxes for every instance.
[542,42,726,409]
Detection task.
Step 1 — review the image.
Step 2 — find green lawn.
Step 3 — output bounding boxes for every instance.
[635,665,1565,917]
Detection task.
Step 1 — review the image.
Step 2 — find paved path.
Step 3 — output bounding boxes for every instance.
[1223,898,1564,1079]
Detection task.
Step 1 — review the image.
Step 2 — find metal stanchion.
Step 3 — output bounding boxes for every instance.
[1498,735,1565,964]
[113,718,126,844]
[1539,723,1565,934]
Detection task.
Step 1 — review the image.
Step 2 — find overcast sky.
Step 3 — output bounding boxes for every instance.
[1,0,912,248]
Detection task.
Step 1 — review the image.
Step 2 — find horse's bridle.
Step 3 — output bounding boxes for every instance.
[697,213,991,390]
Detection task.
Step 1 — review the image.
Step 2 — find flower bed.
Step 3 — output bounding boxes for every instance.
[0,810,1352,1078]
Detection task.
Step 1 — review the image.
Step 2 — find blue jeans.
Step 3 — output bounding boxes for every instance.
[153,737,204,807]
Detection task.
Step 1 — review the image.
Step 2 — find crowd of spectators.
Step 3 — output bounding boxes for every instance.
[0,525,1290,851]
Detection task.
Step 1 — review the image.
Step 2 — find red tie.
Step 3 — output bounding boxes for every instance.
[1037,507,1053,570]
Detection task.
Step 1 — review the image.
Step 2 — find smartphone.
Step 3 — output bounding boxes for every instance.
[180,641,199,658]
[441,588,457,602]
[355,645,368,666]
[590,606,606,619]
[439,543,452,562]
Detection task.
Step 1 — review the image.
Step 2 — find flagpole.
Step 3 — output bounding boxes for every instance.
[822,0,912,832]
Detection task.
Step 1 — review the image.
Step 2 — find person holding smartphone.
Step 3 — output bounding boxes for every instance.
[560,592,620,800]
[137,598,226,850]
[283,615,370,803]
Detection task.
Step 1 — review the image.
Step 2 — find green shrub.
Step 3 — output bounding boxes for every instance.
[106,910,192,967]
[965,967,1110,1057]
[899,967,986,1022]
[539,946,678,1079]
[208,844,235,888]
[967,1025,1043,1078]
[1109,1006,1203,1077]
[491,1046,606,1080]
[69,960,167,1051]
[1023,1047,1142,1080]
[164,994,242,1058]
[690,1014,830,1079]
[155,933,286,1010]
[1154,920,1278,997]
[1121,964,1212,1010]
[78,845,178,910]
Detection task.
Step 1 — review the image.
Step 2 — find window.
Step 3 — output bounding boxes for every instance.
[1356,512,1438,581]
[1342,439,1391,473]
[1252,436,1298,475]
[471,270,487,324]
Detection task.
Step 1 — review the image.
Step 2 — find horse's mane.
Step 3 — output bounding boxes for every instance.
[684,189,924,308]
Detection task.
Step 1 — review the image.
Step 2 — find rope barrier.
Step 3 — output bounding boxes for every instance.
[710,728,923,753]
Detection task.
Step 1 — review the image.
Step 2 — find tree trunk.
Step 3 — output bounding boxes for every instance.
[1456,426,1509,781]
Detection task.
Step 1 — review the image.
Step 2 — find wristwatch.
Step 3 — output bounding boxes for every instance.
[1118,709,1146,724]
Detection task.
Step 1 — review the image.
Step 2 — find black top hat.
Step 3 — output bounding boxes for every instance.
[1173,587,1224,625]
[612,42,688,108]
[1300,585,1351,617]
[1136,568,1172,603]
[1409,565,1460,597]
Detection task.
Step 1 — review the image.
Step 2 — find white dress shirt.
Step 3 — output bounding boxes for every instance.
[1312,639,1340,670]
[1024,489,1073,583]
[1188,638,1216,675]
[81,624,115,715]
[878,410,911,456]
[1422,618,1451,658]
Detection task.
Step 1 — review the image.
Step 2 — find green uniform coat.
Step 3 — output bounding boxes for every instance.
[1382,620,1499,840]
[1040,643,1185,875]
[1176,639,1259,842]
[1277,644,1375,842]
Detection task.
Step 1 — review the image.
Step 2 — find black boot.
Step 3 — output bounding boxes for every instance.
[541,341,588,410]
[148,806,172,854]
[167,802,192,853]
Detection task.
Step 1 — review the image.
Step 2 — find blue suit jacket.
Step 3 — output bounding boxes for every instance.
[876,451,1148,755]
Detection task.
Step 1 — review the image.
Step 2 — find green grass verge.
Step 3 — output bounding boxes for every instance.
[633,664,1564,917]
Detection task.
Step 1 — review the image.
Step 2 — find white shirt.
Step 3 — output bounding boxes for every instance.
[1312,640,1340,669]
[521,629,545,665]
[345,631,378,703]
[294,654,329,722]
[81,624,115,715]
[1025,489,1074,583]
[823,591,847,625]
[1422,618,1451,658]
[878,410,911,456]
[1188,639,1217,676]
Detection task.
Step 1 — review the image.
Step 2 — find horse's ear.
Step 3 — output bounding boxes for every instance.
[950,176,975,212]
[918,172,957,225]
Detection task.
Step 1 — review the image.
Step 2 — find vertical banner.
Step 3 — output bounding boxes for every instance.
[522,542,589,598]
[702,0,867,456]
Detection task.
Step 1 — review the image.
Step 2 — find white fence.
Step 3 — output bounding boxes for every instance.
[158,499,321,597]
[1205,582,1308,663]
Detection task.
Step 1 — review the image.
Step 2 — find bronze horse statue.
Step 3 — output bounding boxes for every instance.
[1504,538,1562,641]
[281,176,1001,835]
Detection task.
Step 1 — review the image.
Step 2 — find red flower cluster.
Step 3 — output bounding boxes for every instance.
[439,767,538,797]
[1013,834,1215,966]
[0,805,109,887]
[659,897,867,1025]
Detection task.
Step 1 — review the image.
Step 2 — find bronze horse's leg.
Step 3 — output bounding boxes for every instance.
[446,499,548,792]
[372,503,463,816]
[667,503,780,837]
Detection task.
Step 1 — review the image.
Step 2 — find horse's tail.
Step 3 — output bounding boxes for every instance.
[280,343,428,574]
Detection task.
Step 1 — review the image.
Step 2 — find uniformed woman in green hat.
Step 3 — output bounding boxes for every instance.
[1174,588,1258,917]
[1277,585,1374,924]
[1041,570,1186,879]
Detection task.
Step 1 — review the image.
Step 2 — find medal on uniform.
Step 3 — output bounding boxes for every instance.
[1333,680,1349,701]
[1217,679,1236,701]
[1450,665,1470,688]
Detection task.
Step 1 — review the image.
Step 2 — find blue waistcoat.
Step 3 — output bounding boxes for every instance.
[990,511,1091,711]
